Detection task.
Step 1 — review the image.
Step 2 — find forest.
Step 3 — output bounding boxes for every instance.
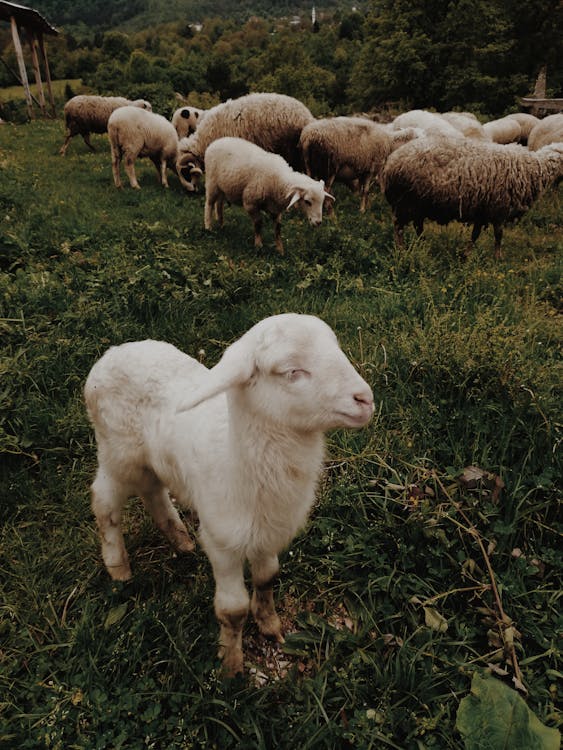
[0,0,562,121]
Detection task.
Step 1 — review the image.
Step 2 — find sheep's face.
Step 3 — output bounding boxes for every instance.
[236,315,374,433]
[286,181,334,226]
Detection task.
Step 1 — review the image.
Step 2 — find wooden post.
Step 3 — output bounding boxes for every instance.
[37,32,56,117]
[29,31,46,115]
[10,15,33,119]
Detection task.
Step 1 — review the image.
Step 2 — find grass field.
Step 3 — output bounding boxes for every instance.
[0,119,561,749]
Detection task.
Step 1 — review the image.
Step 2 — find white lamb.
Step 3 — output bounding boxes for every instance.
[107,106,202,190]
[60,95,152,156]
[204,136,334,254]
[84,313,374,677]
[298,116,420,212]
[171,106,206,139]
[391,109,462,138]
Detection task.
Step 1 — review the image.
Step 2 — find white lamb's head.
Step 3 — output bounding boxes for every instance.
[286,179,335,226]
[177,313,374,432]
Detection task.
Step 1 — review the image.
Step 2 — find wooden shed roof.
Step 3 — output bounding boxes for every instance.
[0,1,58,35]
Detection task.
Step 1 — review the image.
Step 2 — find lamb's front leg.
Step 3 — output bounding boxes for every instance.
[202,531,249,677]
[250,553,284,643]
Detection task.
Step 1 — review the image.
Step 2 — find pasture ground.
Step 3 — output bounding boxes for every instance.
[0,120,561,749]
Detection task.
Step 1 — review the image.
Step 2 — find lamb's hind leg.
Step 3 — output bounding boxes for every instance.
[250,553,284,643]
[142,487,194,554]
[91,470,132,581]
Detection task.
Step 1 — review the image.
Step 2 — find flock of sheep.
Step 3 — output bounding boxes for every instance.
[70,91,562,676]
[61,91,563,257]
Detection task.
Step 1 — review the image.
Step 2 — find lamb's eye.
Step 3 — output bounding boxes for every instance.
[304,199,312,206]
[287,368,309,382]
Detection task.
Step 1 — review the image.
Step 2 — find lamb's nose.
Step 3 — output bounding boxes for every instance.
[355,388,374,412]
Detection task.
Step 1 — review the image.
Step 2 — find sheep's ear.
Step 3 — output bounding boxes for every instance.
[176,339,255,413]
[324,191,335,202]
[286,190,302,210]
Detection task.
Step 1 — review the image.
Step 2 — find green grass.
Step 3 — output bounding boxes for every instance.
[0,120,561,749]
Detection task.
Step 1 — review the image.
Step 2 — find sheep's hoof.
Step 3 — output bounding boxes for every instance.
[255,612,284,643]
[219,647,244,678]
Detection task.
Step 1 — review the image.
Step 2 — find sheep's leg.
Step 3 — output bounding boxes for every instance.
[250,554,284,643]
[273,214,285,255]
[201,531,249,677]
[123,153,141,189]
[392,216,405,246]
[247,208,263,248]
[466,222,483,257]
[324,172,337,217]
[59,134,73,156]
[91,470,131,581]
[215,195,224,227]
[82,133,96,153]
[110,144,123,189]
[493,224,504,259]
[359,176,371,213]
[142,489,195,554]
[156,158,169,188]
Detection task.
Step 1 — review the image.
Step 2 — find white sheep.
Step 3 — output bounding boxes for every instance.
[506,112,540,145]
[380,135,563,258]
[107,106,202,190]
[171,106,206,139]
[59,95,152,156]
[482,116,522,144]
[204,136,334,254]
[527,113,563,151]
[84,313,374,676]
[391,109,462,138]
[440,112,488,140]
[176,92,314,189]
[298,116,419,212]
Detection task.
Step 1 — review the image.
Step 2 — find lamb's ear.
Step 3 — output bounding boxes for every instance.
[324,191,335,202]
[286,189,302,210]
[176,338,256,413]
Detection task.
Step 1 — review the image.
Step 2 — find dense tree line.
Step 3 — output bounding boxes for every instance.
[0,1,561,120]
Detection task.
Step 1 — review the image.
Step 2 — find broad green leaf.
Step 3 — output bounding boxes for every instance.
[456,673,560,750]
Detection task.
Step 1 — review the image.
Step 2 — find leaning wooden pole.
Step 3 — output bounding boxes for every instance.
[10,15,33,119]
[37,32,56,117]
[29,31,46,115]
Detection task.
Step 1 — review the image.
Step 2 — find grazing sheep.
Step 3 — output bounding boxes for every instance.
[380,135,563,258]
[527,113,563,151]
[84,313,374,676]
[298,116,419,212]
[107,106,202,190]
[482,116,522,144]
[177,92,314,189]
[60,95,152,156]
[391,109,462,138]
[171,106,206,139]
[204,137,334,254]
[506,113,540,145]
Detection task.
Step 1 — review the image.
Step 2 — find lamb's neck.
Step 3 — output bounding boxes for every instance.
[226,396,325,501]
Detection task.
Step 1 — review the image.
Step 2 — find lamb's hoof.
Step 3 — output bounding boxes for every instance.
[219,648,244,678]
[256,613,285,643]
[107,563,132,581]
